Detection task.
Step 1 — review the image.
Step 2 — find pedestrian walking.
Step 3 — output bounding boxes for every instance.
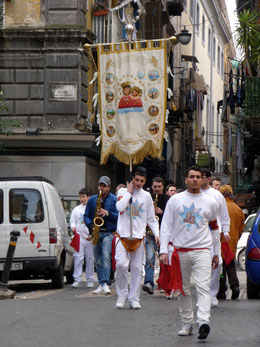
[217,185,245,300]
[160,166,220,340]
[115,167,160,309]
[166,183,177,196]
[70,188,95,288]
[84,176,118,295]
[201,168,230,307]
[143,177,169,295]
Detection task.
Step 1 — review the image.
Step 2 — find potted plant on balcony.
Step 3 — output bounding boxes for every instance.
[93,3,109,17]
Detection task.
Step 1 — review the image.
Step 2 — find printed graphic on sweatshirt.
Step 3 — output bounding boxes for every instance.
[126,199,145,219]
[180,203,203,230]
[79,213,85,225]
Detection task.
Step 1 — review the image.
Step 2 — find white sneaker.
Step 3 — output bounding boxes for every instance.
[178,324,193,336]
[211,295,218,307]
[93,284,103,294]
[115,297,126,309]
[129,300,141,309]
[102,284,111,295]
[165,293,173,300]
[86,281,95,288]
[72,281,81,288]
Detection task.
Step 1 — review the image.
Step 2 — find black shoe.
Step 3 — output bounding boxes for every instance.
[216,292,226,300]
[143,283,154,294]
[231,287,240,300]
[198,323,210,340]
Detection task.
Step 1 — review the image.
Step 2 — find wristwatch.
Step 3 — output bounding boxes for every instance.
[106,211,109,217]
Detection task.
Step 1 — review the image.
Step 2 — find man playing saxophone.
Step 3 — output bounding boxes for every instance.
[143,176,170,295]
[84,176,118,295]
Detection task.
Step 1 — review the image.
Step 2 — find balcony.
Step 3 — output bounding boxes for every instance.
[167,0,185,17]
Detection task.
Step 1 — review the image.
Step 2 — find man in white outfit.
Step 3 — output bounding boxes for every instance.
[115,167,160,309]
[160,166,220,340]
[70,188,95,288]
[201,168,230,307]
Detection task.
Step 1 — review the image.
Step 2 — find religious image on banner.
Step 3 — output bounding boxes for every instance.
[97,41,167,165]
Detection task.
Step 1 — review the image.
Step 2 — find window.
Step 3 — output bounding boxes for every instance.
[216,112,220,147]
[202,15,205,43]
[221,51,224,78]
[206,99,210,146]
[0,190,3,224]
[190,0,194,20]
[217,45,220,73]
[208,28,211,55]
[211,104,215,143]
[196,3,200,33]
[9,189,44,223]
[0,0,5,29]
[213,37,216,64]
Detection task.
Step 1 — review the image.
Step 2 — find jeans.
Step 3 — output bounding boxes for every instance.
[144,234,157,288]
[93,232,113,285]
[178,249,211,326]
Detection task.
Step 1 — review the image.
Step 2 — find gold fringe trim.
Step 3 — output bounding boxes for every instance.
[100,141,163,165]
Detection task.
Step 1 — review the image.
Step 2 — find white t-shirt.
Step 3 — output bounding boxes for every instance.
[201,186,230,235]
[160,190,220,255]
[70,204,89,238]
[116,187,159,239]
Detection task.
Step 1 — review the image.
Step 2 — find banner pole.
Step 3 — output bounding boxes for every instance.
[129,158,133,240]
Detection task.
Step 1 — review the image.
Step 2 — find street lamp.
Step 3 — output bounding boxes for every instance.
[177,26,192,45]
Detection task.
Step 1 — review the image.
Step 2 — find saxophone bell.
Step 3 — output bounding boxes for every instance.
[93,216,104,227]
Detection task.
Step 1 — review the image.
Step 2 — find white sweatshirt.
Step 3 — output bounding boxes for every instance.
[70,204,89,239]
[116,187,159,239]
[160,191,220,255]
[201,186,230,235]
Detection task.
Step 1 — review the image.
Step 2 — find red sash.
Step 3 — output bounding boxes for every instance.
[157,247,209,296]
[69,231,80,252]
[221,242,235,266]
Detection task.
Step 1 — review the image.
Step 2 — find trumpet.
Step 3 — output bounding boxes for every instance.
[92,190,104,245]
[154,193,159,221]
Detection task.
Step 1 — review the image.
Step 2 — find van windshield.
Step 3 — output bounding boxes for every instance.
[9,189,44,224]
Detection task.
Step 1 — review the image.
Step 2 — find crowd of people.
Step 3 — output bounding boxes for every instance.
[69,166,245,340]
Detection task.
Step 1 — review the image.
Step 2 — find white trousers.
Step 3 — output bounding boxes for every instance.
[115,238,144,302]
[168,244,174,264]
[73,237,95,283]
[210,247,222,297]
[178,249,211,326]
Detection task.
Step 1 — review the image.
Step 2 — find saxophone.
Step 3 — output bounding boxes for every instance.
[154,193,159,221]
[92,190,104,245]
[147,194,159,236]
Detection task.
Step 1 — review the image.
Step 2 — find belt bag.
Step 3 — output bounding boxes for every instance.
[120,238,142,253]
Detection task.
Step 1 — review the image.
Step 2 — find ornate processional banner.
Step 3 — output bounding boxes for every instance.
[97,41,167,165]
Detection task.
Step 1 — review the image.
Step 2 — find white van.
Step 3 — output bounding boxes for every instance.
[0,177,73,288]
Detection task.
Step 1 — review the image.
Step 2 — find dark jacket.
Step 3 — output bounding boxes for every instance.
[84,193,118,233]
[152,193,170,226]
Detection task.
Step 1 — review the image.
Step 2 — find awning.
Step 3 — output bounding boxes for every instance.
[190,71,208,93]
[194,136,207,151]
[234,193,257,209]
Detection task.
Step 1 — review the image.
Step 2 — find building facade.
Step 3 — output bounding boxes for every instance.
[1,0,242,195]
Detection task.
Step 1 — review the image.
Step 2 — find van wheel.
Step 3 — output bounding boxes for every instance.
[247,278,260,299]
[52,260,64,289]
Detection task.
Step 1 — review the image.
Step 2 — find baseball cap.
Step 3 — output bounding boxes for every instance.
[98,176,111,186]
